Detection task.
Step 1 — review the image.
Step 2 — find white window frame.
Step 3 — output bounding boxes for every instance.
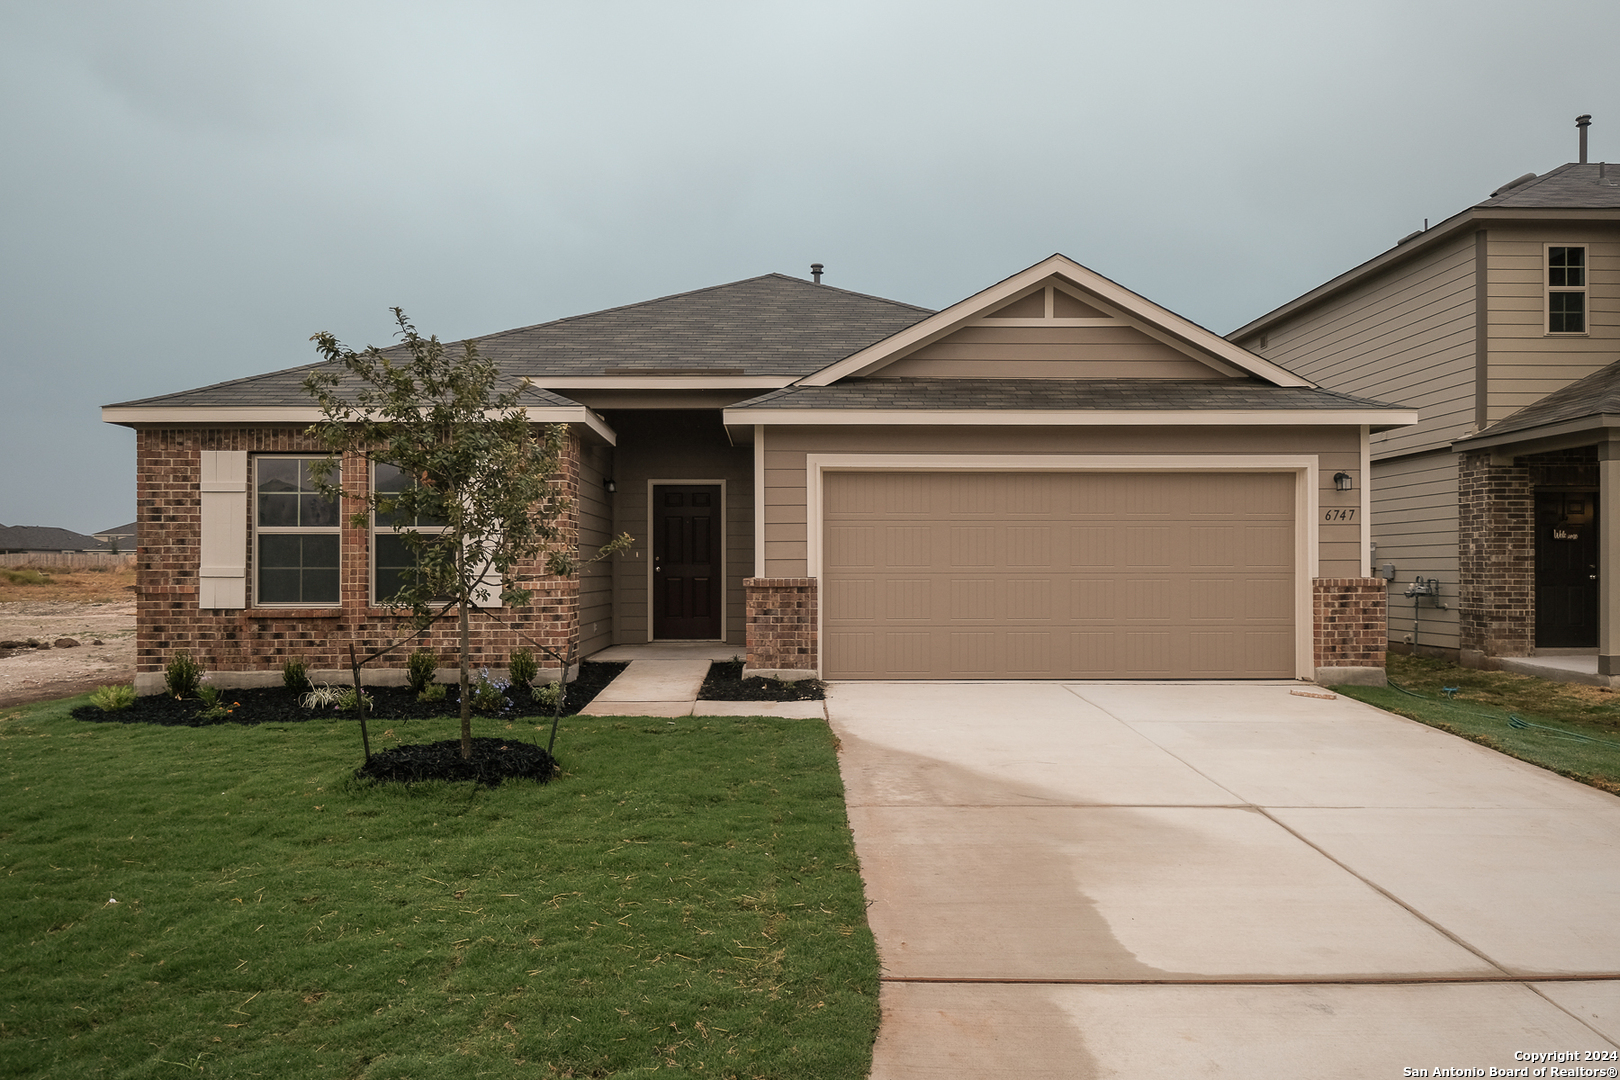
[253,455,341,607]
[1546,243,1589,336]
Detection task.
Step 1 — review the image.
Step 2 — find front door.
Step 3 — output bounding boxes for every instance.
[1535,489,1599,648]
[652,484,722,639]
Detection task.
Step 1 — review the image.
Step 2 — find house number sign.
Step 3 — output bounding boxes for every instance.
[1322,509,1357,523]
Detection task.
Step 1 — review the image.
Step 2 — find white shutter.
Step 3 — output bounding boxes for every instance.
[466,537,503,609]
[198,450,248,609]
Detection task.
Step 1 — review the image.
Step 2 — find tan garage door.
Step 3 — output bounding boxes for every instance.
[823,471,1296,679]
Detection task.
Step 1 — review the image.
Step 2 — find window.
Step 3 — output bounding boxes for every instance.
[372,462,449,603]
[1548,245,1587,334]
[255,457,340,605]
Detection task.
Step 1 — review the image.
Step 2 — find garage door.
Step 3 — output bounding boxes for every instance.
[822,471,1296,679]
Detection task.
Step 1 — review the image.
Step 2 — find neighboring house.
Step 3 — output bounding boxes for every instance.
[102,254,1413,694]
[0,523,112,555]
[1228,155,1620,673]
[93,521,139,553]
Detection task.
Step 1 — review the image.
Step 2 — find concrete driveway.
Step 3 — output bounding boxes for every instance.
[827,681,1620,1078]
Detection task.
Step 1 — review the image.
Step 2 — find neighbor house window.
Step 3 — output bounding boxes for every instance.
[372,462,449,603]
[1548,245,1587,334]
[255,457,340,605]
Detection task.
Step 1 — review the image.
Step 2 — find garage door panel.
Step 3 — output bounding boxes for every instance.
[824,472,1297,679]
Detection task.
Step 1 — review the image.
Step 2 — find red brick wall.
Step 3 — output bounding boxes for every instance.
[1456,451,1534,658]
[134,426,582,680]
[1312,577,1388,669]
[744,577,817,673]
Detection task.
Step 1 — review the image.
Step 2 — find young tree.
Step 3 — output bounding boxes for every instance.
[303,308,587,760]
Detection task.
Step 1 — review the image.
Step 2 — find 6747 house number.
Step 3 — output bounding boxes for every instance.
[1322,508,1357,523]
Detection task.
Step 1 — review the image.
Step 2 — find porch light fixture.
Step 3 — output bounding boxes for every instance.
[1333,471,1353,492]
[603,478,617,494]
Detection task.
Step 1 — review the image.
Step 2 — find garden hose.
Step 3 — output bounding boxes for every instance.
[1385,680,1620,750]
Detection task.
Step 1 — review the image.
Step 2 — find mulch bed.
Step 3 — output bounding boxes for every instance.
[698,660,825,701]
[355,737,558,788]
[68,661,628,728]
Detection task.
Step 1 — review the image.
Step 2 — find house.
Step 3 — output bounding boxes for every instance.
[1228,142,1620,676]
[102,254,1413,694]
[93,521,140,553]
[0,523,114,555]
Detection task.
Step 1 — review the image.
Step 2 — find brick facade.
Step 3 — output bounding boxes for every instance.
[1312,578,1388,679]
[743,577,817,676]
[134,426,581,689]
[1456,451,1535,659]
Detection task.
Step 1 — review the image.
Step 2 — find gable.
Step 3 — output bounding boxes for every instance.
[879,280,1234,380]
[801,256,1312,387]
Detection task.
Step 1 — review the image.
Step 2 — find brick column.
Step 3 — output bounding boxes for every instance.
[1457,451,1534,665]
[743,577,818,679]
[1313,577,1388,686]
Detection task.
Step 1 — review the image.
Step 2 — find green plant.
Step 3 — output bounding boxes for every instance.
[418,681,447,704]
[405,648,438,695]
[469,668,509,713]
[164,652,203,699]
[508,647,538,690]
[0,567,53,586]
[336,687,374,713]
[88,684,135,712]
[282,657,311,694]
[532,681,562,708]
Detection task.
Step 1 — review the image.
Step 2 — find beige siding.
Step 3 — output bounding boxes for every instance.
[891,324,1220,377]
[760,425,1364,580]
[1370,450,1459,651]
[1485,224,1620,424]
[575,439,615,659]
[606,411,751,646]
[1237,231,1477,459]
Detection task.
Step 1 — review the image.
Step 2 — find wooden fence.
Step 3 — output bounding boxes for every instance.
[0,552,136,571]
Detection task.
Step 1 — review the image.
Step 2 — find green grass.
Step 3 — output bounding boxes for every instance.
[0,701,879,1079]
[1340,652,1620,795]
[0,567,54,586]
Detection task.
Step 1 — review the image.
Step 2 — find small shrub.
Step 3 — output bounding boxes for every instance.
[469,669,509,713]
[1,567,54,586]
[406,649,438,695]
[337,687,374,713]
[301,684,343,709]
[164,652,203,699]
[90,684,135,712]
[532,681,562,708]
[508,648,538,690]
[282,657,311,694]
[418,682,447,704]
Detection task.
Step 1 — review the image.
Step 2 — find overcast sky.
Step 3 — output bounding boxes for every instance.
[2,0,1615,533]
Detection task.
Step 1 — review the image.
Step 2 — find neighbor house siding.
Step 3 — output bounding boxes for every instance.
[1370,450,1460,653]
[1484,224,1620,424]
[1236,230,1477,459]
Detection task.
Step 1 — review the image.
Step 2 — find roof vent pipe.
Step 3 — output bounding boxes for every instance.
[1578,114,1592,163]
[810,263,824,284]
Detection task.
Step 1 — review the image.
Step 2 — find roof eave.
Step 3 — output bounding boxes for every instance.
[100,405,620,445]
[723,406,1418,430]
[1452,413,1620,453]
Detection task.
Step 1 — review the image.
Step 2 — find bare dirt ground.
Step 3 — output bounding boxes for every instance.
[0,568,137,707]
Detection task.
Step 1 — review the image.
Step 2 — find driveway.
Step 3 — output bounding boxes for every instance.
[827,681,1620,1078]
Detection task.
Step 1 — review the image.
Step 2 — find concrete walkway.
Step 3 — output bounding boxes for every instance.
[828,681,1620,1078]
[1496,650,1615,688]
[579,643,825,718]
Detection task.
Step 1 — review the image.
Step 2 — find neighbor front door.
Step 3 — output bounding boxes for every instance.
[1535,489,1599,648]
[652,484,722,639]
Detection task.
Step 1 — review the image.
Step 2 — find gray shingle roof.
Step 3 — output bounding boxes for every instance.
[1478,162,1620,209]
[1472,358,1620,441]
[109,274,934,409]
[730,378,1406,412]
[0,525,112,553]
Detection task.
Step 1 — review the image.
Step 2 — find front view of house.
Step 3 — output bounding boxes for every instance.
[104,255,1414,693]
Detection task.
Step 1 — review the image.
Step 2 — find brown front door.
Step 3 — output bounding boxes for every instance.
[1535,489,1599,648]
[653,484,722,639]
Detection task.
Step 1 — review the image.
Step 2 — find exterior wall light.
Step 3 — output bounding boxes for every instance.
[604,478,617,494]
[1333,471,1353,491]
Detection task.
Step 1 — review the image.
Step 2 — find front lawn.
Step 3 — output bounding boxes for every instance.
[0,699,878,1078]
[1339,652,1620,795]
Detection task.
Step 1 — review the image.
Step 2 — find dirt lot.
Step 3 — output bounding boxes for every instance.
[0,567,137,707]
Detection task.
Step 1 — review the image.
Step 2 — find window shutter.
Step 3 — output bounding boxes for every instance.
[466,538,503,610]
[199,450,248,609]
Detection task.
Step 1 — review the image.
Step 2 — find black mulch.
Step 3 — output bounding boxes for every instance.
[69,661,628,728]
[355,737,557,787]
[698,660,825,701]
